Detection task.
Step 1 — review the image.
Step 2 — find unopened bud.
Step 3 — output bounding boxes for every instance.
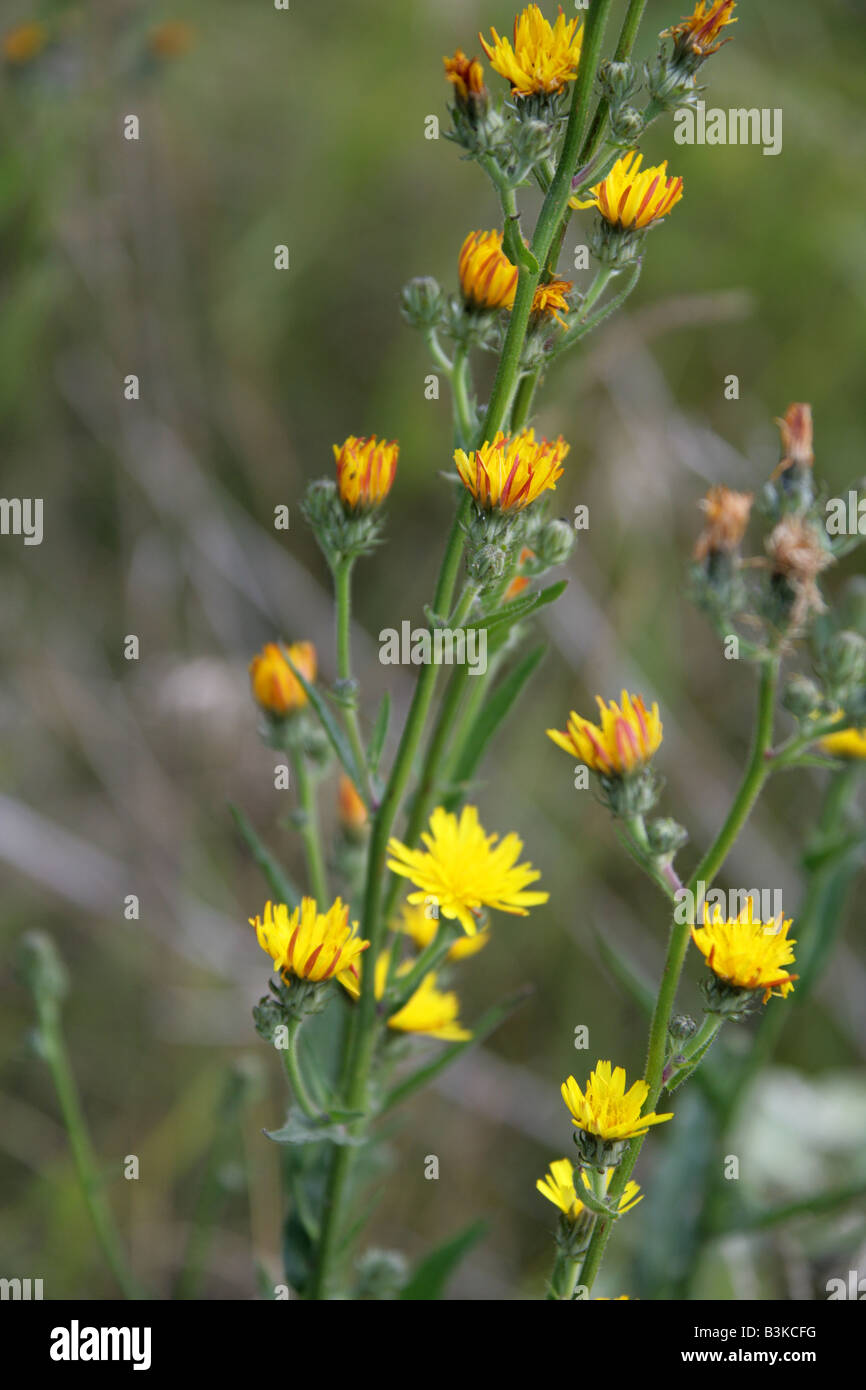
[400,276,445,329]
[646,817,689,857]
[782,674,823,719]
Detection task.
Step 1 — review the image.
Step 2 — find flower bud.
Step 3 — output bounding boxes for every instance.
[598,59,636,103]
[669,1014,697,1042]
[400,276,446,330]
[535,516,576,569]
[821,630,866,691]
[609,105,644,144]
[355,1248,409,1301]
[17,931,68,1005]
[646,817,689,857]
[781,674,823,719]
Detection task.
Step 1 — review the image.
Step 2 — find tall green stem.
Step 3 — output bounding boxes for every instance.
[334,556,371,803]
[578,656,780,1294]
[289,743,328,905]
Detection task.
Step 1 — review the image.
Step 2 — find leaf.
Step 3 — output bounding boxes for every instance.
[383,986,532,1113]
[367,693,391,776]
[501,216,538,273]
[280,645,369,803]
[229,803,300,908]
[447,646,546,802]
[282,1207,316,1293]
[264,1108,364,1147]
[471,580,567,635]
[593,928,655,1016]
[399,1219,487,1300]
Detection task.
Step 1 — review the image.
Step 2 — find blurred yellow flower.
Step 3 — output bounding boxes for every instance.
[572,152,683,229]
[148,22,196,59]
[3,21,46,64]
[334,435,398,511]
[820,727,866,760]
[480,5,583,96]
[561,1061,673,1140]
[547,692,662,777]
[393,900,490,961]
[692,902,797,1003]
[458,230,518,312]
[374,953,471,1041]
[250,897,369,999]
[663,1,737,59]
[338,774,368,832]
[536,1159,642,1220]
[454,429,568,513]
[249,640,316,716]
[387,804,548,936]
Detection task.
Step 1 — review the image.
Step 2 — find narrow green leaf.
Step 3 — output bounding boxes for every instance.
[383,986,532,1113]
[280,646,368,803]
[368,692,391,776]
[229,803,300,908]
[502,216,538,273]
[448,646,546,799]
[593,928,655,1017]
[471,579,567,635]
[399,1219,487,1300]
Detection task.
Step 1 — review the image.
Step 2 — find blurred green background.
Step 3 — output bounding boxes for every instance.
[1,0,864,1299]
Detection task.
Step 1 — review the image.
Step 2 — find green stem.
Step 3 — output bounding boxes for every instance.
[289,743,328,905]
[579,656,780,1294]
[282,1019,322,1120]
[547,1245,580,1301]
[40,1006,142,1299]
[581,0,648,164]
[334,557,371,804]
[451,343,476,449]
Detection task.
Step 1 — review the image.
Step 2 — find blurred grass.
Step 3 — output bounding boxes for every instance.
[0,0,864,1298]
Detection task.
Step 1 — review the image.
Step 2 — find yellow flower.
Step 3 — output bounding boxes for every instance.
[3,22,47,64]
[249,640,316,716]
[333,435,398,511]
[148,22,196,59]
[820,727,866,760]
[547,692,662,778]
[250,897,369,999]
[338,774,368,832]
[374,953,471,1041]
[443,49,487,109]
[572,152,683,229]
[562,1061,673,1141]
[531,277,574,328]
[386,804,548,936]
[536,1159,642,1221]
[458,230,518,312]
[454,429,568,513]
[480,4,583,97]
[393,900,491,961]
[692,902,798,1003]
[663,1,737,59]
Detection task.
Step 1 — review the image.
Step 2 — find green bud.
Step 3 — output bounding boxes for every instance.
[252,994,287,1043]
[535,516,575,569]
[609,105,644,145]
[400,276,445,330]
[646,817,689,857]
[669,1014,697,1043]
[17,932,68,1006]
[355,1248,408,1301]
[782,674,823,719]
[821,630,866,691]
[599,766,663,819]
[599,59,636,103]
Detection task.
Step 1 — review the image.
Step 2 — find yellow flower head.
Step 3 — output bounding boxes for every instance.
[536,1159,642,1221]
[333,435,398,512]
[250,897,369,999]
[338,774,368,832]
[3,21,47,64]
[692,902,798,1003]
[547,692,662,778]
[443,49,487,108]
[480,5,583,97]
[249,640,316,716]
[820,727,866,760]
[393,900,491,961]
[454,429,568,513]
[663,1,737,59]
[149,22,196,59]
[374,953,471,1042]
[458,230,518,312]
[562,1061,673,1141]
[531,277,574,328]
[572,152,683,230]
[387,804,548,937]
